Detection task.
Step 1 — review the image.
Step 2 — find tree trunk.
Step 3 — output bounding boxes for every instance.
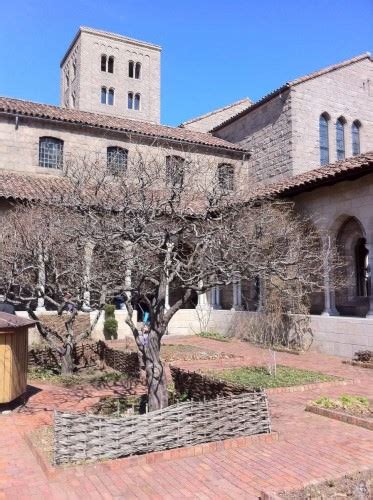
[143,330,168,411]
[61,342,74,375]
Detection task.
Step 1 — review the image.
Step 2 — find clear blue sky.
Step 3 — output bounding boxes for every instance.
[0,0,372,126]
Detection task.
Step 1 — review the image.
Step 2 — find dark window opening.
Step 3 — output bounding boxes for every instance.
[107,146,128,174]
[166,155,185,187]
[218,164,234,191]
[108,56,114,73]
[319,113,329,165]
[101,54,107,72]
[336,117,346,161]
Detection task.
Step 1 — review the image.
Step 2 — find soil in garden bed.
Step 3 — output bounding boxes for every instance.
[202,365,338,389]
[115,341,238,362]
[277,468,373,499]
[28,366,135,388]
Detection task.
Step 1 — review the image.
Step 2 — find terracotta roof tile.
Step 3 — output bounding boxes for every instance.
[0,171,71,203]
[0,96,248,154]
[257,152,373,199]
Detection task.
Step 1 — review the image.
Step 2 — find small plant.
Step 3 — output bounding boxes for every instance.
[104,304,118,340]
[197,331,229,342]
[313,394,370,415]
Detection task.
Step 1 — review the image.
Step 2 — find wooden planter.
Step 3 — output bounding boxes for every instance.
[0,313,35,404]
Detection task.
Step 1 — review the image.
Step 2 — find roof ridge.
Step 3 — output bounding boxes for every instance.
[180,98,252,126]
[211,52,372,132]
[0,96,249,154]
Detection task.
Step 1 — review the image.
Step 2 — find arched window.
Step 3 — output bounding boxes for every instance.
[108,88,115,105]
[134,93,141,110]
[107,146,128,174]
[336,117,346,160]
[135,62,141,79]
[352,120,361,156]
[39,137,64,169]
[128,92,133,109]
[101,87,107,104]
[319,113,329,165]
[128,61,134,78]
[218,164,234,191]
[101,54,107,72]
[108,56,114,74]
[166,155,185,187]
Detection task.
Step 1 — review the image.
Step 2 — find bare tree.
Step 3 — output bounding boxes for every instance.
[0,147,327,407]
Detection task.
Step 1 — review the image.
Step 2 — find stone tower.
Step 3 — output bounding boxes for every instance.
[60,27,161,123]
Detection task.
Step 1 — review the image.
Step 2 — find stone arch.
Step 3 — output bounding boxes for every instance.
[335,216,369,316]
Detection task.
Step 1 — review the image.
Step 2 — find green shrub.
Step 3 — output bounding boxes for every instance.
[104,304,118,340]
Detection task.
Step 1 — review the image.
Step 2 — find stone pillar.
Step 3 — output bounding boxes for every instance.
[231,279,242,311]
[36,252,46,312]
[82,241,94,312]
[210,286,222,310]
[365,241,373,318]
[197,280,209,309]
[321,235,339,316]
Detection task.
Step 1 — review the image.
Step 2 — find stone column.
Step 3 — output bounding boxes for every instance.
[210,286,222,310]
[365,241,373,317]
[82,241,94,312]
[36,252,46,312]
[231,279,242,311]
[321,235,339,316]
[197,280,209,309]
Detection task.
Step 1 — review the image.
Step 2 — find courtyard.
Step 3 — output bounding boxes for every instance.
[1,336,372,499]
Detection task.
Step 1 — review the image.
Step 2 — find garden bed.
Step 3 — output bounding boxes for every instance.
[276,468,372,499]
[306,395,373,431]
[28,366,136,388]
[343,359,373,369]
[202,365,338,390]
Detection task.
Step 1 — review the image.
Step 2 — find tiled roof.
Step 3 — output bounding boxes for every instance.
[212,53,372,132]
[257,152,373,199]
[180,98,252,127]
[0,171,71,203]
[0,97,248,154]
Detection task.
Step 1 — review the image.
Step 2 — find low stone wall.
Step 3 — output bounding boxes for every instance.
[54,391,271,465]
[310,315,373,358]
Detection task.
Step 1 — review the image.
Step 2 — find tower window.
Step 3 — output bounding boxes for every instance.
[128,92,134,109]
[319,113,330,166]
[101,87,107,104]
[101,54,107,72]
[135,62,141,79]
[108,56,114,74]
[336,117,346,160]
[108,88,115,105]
[352,120,361,156]
[128,61,134,78]
[65,72,70,88]
[218,164,234,191]
[107,146,128,174]
[39,137,64,169]
[166,155,185,187]
[134,93,141,110]
[72,60,77,79]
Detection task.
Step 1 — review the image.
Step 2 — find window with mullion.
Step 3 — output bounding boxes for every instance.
[336,118,345,161]
[319,114,329,166]
[107,146,128,174]
[39,137,64,169]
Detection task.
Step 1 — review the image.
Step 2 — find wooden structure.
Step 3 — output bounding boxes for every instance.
[0,313,35,404]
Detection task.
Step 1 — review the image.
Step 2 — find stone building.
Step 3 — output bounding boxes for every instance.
[0,26,372,356]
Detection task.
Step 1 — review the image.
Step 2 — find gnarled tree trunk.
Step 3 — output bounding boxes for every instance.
[143,330,168,411]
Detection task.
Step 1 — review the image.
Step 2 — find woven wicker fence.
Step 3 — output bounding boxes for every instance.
[54,391,271,464]
[29,341,140,379]
[171,366,256,400]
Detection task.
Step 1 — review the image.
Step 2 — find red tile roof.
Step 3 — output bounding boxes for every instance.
[0,97,248,154]
[212,53,372,132]
[257,152,373,199]
[0,171,70,203]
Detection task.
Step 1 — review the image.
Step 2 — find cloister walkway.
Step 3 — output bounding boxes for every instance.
[1,337,373,499]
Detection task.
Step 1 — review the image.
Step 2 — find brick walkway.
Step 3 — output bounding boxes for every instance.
[1,338,373,499]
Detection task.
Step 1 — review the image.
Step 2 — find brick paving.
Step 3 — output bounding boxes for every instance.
[1,337,373,499]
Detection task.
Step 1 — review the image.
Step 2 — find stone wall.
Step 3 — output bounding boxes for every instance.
[61,28,161,124]
[213,89,293,183]
[0,115,245,178]
[291,57,373,175]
